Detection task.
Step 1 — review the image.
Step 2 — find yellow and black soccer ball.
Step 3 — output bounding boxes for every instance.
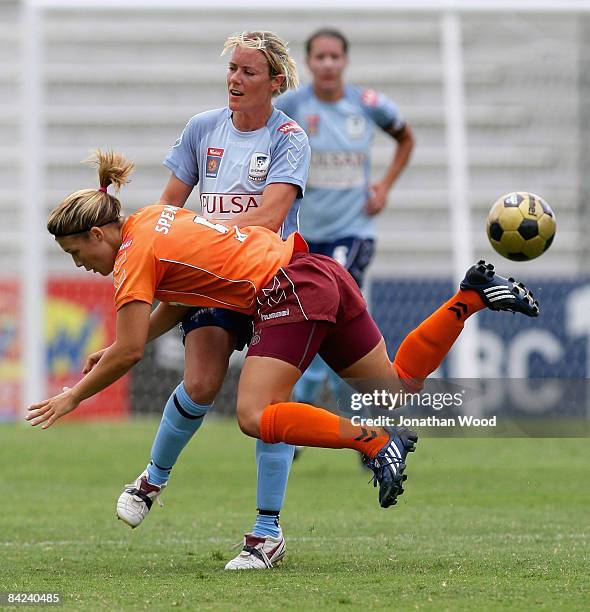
[486,192,556,261]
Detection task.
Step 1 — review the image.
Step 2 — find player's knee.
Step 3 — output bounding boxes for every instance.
[236,400,259,437]
[183,372,223,405]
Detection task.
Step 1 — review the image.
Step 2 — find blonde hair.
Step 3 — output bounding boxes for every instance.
[222,30,298,96]
[47,150,134,237]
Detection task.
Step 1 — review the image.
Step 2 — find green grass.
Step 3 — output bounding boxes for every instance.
[1,418,589,610]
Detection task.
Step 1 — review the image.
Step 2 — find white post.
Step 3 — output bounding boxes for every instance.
[441,11,480,381]
[21,1,46,412]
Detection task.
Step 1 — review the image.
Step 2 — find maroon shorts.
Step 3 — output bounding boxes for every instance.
[247,252,382,372]
[255,252,367,327]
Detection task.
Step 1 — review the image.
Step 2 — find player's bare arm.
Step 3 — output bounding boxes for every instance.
[84,303,189,375]
[27,301,152,429]
[147,303,190,342]
[366,123,415,216]
[159,174,194,208]
[227,183,299,232]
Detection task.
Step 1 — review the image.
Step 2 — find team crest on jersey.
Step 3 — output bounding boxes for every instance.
[306,114,320,136]
[346,114,366,139]
[248,152,270,183]
[206,147,224,178]
[277,121,303,134]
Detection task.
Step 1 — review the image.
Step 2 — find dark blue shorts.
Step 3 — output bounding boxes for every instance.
[307,237,375,288]
[180,307,253,351]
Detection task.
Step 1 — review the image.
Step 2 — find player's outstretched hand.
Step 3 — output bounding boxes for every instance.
[83,348,107,374]
[365,181,388,216]
[25,388,79,429]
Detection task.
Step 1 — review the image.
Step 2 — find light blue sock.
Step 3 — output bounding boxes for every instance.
[254,512,281,539]
[293,354,329,404]
[327,368,358,418]
[146,381,210,486]
[252,440,294,538]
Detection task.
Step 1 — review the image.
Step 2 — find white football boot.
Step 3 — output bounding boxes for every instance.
[116,471,166,528]
[224,529,286,570]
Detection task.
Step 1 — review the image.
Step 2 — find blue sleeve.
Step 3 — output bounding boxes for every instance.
[360,88,406,133]
[267,126,311,198]
[163,118,200,186]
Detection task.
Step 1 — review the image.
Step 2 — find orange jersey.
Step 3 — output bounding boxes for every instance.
[113,204,307,312]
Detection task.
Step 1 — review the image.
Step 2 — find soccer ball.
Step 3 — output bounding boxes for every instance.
[486,192,556,261]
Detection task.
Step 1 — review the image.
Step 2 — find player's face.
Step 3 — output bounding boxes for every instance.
[307,35,347,93]
[226,46,283,113]
[57,229,118,276]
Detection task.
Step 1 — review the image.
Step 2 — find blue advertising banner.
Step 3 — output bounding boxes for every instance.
[371,278,590,378]
[371,278,590,425]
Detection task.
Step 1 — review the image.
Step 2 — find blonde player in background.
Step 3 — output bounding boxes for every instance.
[275,28,415,431]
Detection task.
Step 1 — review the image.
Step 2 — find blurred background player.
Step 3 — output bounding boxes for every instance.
[275,28,415,419]
[111,31,310,569]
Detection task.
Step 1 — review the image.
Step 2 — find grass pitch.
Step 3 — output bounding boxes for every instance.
[1,418,589,610]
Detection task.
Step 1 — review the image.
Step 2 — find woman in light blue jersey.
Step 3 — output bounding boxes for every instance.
[84,31,311,570]
[275,28,415,418]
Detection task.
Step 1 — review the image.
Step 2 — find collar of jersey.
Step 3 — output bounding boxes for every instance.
[227,107,275,136]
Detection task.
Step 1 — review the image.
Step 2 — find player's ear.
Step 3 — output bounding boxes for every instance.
[271,74,285,94]
[89,226,104,241]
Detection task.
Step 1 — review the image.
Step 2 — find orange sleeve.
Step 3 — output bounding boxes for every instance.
[113,243,158,310]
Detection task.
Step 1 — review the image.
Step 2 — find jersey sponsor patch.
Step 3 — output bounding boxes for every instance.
[248,152,270,183]
[361,89,379,107]
[307,151,366,189]
[206,147,224,178]
[200,192,262,218]
[277,121,303,134]
[305,114,320,136]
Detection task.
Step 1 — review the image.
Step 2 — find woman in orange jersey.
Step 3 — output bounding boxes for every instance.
[28,151,540,519]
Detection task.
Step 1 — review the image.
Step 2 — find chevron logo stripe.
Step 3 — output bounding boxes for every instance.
[354,427,369,441]
[287,149,305,168]
[354,427,378,443]
[362,430,377,443]
[448,300,468,320]
[288,132,307,150]
[262,276,281,296]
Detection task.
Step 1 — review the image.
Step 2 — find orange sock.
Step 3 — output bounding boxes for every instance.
[260,402,389,459]
[393,288,485,389]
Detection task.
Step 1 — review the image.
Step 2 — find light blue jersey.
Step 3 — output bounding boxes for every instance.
[275,84,405,241]
[164,107,310,238]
